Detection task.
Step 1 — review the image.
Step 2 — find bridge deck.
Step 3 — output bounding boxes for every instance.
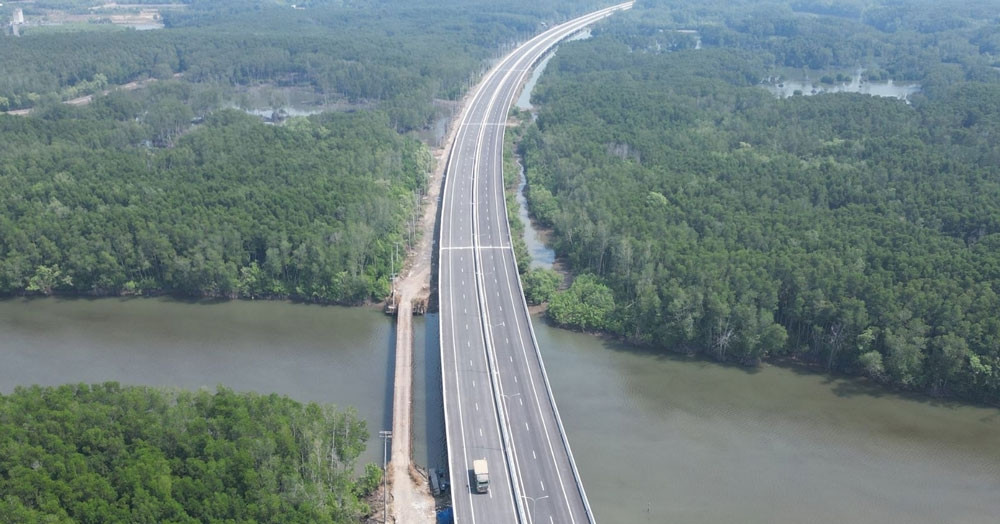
[438,4,633,523]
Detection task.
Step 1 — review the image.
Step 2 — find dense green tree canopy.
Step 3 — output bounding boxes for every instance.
[0,0,615,305]
[522,268,561,305]
[520,0,1000,402]
[0,106,428,303]
[547,274,616,332]
[0,383,377,523]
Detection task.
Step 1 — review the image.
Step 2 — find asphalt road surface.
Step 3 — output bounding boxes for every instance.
[439,4,633,523]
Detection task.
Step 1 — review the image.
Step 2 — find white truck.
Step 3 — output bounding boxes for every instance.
[473,459,489,493]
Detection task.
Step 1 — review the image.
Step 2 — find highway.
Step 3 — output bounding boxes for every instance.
[439,3,633,523]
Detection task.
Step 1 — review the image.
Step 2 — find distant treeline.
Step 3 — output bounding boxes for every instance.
[520,0,1000,402]
[0,383,377,522]
[1,0,607,130]
[609,0,1000,92]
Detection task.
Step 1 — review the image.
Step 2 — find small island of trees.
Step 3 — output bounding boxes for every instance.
[0,383,379,522]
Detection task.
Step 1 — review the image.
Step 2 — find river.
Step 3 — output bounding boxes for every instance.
[0,297,397,468]
[1,31,997,523]
[2,297,997,523]
[539,324,1000,523]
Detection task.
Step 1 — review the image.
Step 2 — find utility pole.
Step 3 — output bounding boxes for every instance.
[379,430,392,523]
[391,241,399,300]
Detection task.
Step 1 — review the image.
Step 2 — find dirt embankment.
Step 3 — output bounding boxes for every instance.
[3,74,181,116]
[381,74,470,524]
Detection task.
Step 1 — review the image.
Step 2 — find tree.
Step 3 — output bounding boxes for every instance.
[0,383,374,522]
[145,97,193,146]
[522,268,561,305]
[26,265,72,295]
[515,0,1000,401]
[927,333,969,394]
[0,107,427,304]
[884,318,928,387]
[547,274,616,331]
[859,350,886,380]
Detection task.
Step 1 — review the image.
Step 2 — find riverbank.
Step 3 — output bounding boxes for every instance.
[0,297,397,467]
[0,289,392,310]
[535,318,1000,524]
[506,54,998,408]
[533,290,1000,408]
[3,293,997,523]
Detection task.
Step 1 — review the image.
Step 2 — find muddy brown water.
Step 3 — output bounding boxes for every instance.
[0,297,396,467]
[536,323,1000,524]
[2,297,998,523]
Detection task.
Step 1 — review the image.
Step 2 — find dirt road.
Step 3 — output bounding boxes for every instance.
[3,74,179,116]
[384,69,475,523]
[388,298,435,522]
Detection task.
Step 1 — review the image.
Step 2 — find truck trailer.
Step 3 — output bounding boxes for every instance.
[472,459,489,493]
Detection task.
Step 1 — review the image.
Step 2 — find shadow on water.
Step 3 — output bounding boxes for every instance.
[8,294,235,306]
[4,294,371,308]
[534,313,999,410]
[426,152,446,314]
[777,357,1000,410]
[157,295,233,306]
[19,293,389,309]
[826,372,1000,410]
[383,317,397,463]
[535,313,768,374]
[421,313,447,471]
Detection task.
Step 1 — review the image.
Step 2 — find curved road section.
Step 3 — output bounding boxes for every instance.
[439,4,633,523]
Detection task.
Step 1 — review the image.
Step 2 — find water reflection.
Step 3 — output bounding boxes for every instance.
[765,71,920,102]
[0,297,395,467]
[516,160,557,269]
[536,316,1000,524]
[412,313,447,471]
[3,297,997,523]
